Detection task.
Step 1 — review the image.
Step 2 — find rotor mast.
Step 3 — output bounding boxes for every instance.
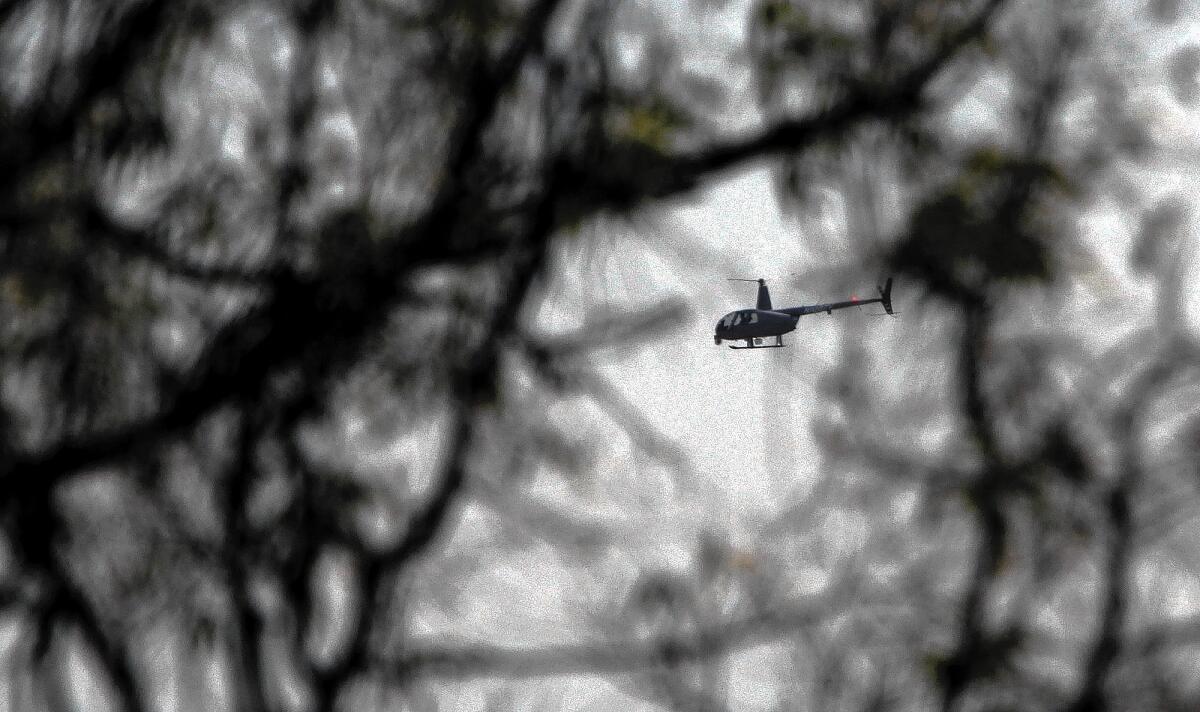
[728,277,772,311]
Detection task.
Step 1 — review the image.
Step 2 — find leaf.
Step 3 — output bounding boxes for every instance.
[965,145,1009,174]
[894,188,1051,289]
[620,104,678,152]
[0,276,30,307]
[758,0,794,29]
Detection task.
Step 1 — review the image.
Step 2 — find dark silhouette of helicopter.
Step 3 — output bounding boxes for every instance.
[714,277,894,349]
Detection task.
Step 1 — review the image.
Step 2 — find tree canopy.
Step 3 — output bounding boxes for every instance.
[1,0,1198,710]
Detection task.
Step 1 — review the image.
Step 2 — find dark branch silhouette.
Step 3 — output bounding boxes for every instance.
[391,604,823,680]
[2,0,1195,710]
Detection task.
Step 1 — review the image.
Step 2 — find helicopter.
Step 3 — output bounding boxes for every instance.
[714,277,894,349]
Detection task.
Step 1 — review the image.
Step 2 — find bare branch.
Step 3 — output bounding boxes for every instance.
[310,160,567,710]
[0,0,569,505]
[389,605,821,681]
[40,565,147,712]
[0,0,173,174]
[85,201,278,287]
[561,0,1007,209]
[1066,352,1200,712]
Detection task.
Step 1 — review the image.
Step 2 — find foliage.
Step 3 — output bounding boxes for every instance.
[0,1,1197,711]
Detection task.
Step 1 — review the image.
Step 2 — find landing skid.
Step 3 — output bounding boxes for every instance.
[729,336,785,349]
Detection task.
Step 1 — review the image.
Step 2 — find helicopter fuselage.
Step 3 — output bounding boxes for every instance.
[713,309,797,344]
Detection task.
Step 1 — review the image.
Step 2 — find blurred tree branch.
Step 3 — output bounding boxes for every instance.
[389,603,823,681]
[3,0,1194,710]
[1,0,1004,499]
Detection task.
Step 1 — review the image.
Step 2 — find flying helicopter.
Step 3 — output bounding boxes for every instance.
[714,277,894,349]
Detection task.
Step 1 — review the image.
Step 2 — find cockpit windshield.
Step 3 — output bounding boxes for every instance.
[719,311,760,329]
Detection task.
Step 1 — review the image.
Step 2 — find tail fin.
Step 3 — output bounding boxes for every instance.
[878,277,894,316]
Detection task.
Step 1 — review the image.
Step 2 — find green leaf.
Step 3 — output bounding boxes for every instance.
[619,103,684,152]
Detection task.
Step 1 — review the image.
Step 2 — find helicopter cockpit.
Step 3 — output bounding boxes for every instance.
[718,310,758,329]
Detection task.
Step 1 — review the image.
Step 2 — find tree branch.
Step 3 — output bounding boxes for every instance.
[0,0,999,563]
[388,605,821,681]
[0,0,173,175]
[1065,353,1200,712]
[309,144,566,712]
[224,407,271,712]
[561,0,1007,209]
[85,201,278,286]
[938,302,1011,712]
[0,0,567,503]
[39,563,147,712]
